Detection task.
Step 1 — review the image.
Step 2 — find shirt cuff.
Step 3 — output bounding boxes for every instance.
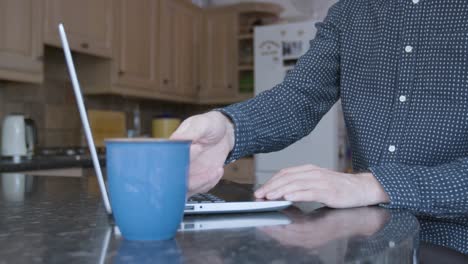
[214,105,254,164]
[369,164,422,211]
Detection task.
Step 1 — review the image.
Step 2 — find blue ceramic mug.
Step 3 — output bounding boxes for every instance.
[106,139,191,240]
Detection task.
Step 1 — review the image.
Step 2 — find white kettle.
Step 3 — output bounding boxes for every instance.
[1,114,37,159]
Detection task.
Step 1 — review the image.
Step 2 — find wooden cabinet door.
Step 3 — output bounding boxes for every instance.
[223,158,254,184]
[173,1,201,98]
[44,0,113,58]
[113,0,158,90]
[158,0,176,95]
[0,0,43,83]
[159,0,200,98]
[200,11,237,101]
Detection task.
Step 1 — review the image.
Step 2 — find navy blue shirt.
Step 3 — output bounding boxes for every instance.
[220,0,468,216]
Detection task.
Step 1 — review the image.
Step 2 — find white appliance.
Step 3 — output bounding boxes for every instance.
[254,21,349,184]
[1,114,37,160]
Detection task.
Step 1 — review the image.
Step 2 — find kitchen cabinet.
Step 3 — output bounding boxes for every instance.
[43,0,113,58]
[71,1,281,105]
[159,0,201,98]
[112,0,158,90]
[174,2,202,98]
[199,11,238,104]
[79,0,202,102]
[78,0,197,103]
[199,3,282,104]
[0,0,43,83]
[158,0,176,95]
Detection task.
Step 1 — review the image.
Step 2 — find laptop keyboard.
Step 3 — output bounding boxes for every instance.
[187,193,226,204]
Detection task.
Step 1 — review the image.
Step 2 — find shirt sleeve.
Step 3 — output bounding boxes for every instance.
[218,1,345,163]
[369,159,468,216]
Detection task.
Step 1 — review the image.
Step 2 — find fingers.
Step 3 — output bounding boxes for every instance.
[261,174,308,199]
[264,179,311,200]
[170,116,211,162]
[269,164,319,182]
[189,144,203,162]
[171,111,230,143]
[254,165,374,207]
[255,170,319,199]
[284,190,317,202]
[254,164,327,203]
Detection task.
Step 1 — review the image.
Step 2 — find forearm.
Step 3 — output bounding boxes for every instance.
[219,2,344,162]
[370,159,468,216]
[219,83,339,162]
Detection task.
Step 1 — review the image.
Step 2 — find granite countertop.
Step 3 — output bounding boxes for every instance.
[0,155,105,172]
[0,174,467,263]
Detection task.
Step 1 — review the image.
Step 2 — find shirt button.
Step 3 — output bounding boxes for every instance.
[412,0,419,4]
[399,95,407,102]
[389,145,396,153]
[405,46,413,53]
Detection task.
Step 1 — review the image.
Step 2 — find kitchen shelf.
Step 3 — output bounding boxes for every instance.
[238,65,254,71]
[200,3,279,105]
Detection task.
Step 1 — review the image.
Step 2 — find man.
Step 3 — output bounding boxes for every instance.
[171,0,468,216]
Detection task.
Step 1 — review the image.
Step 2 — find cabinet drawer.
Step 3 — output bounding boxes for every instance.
[43,0,113,58]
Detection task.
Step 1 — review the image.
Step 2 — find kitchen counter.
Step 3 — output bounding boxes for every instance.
[0,174,467,263]
[0,155,104,172]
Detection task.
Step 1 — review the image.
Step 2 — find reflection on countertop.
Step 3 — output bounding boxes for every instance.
[0,153,105,172]
[0,174,467,263]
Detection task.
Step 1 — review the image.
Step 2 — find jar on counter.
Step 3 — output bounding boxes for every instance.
[151,114,181,139]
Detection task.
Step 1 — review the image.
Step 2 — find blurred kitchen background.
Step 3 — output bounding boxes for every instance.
[0,0,347,184]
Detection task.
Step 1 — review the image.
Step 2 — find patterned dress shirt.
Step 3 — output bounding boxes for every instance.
[220,0,468,216]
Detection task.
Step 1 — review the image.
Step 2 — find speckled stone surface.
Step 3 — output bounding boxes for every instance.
[0,175,466,263]
[0,155,104,172]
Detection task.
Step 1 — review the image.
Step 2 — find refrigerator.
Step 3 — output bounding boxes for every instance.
[254,20,350,184]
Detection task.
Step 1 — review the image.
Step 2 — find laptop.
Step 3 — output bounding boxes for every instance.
[185,180,291,214]
[58,24,291,215]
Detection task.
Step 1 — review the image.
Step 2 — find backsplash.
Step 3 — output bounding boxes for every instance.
[0,48,217,148]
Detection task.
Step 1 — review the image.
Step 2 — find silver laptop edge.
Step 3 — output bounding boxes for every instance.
[184,200,291,214]
[58,24,112,215]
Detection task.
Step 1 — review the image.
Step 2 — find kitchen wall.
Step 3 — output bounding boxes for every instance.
[208,0,337,21]
[0,73,77,148]
[0,47,215,148]
[191,0,210,7]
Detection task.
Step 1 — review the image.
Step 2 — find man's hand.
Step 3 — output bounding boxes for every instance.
[170,111,235,197]
[254,164,390,208]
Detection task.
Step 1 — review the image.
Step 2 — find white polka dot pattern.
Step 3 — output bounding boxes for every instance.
[419,215,468,254]
[219,0,468,216]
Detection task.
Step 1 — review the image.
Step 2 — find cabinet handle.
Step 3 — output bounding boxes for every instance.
[81,43,89,49]
[118,70,125,76]
[163,79,169,84]
[227,84,233,89]
[196,85,201,91]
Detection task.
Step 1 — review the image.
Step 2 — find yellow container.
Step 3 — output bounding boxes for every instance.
[152,117,181,139]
